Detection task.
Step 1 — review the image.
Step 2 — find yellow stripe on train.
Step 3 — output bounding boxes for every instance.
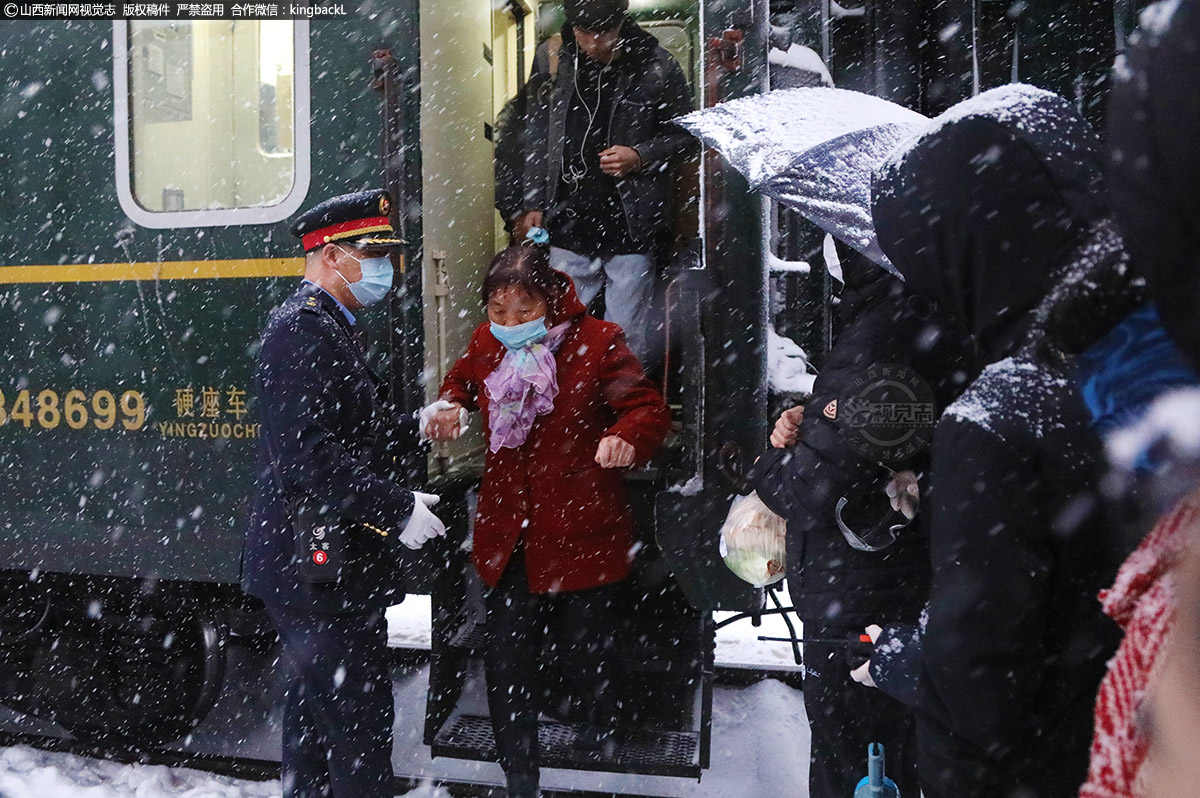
[0,258,311,284]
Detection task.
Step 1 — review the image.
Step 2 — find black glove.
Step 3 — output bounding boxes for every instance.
[845,631,875,670]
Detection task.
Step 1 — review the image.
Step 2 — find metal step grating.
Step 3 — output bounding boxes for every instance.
[432,714,700,778]
[447,620,488,650]
[445,622,696,674]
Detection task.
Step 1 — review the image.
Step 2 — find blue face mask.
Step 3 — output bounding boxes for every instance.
[490,317,548,350]
[336,247,394,307]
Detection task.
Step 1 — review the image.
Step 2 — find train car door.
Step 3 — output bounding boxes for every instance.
[414,0,775,784]
[652,0,770,615]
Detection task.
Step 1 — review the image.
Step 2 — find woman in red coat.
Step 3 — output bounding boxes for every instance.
[423,242,670,798]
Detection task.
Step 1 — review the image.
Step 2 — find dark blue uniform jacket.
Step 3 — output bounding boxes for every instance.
[242,284,417,613]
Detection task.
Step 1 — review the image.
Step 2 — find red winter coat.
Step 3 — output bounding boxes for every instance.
[439,273,670,593]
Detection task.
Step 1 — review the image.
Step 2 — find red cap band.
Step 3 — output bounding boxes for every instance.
[302,217,393,251]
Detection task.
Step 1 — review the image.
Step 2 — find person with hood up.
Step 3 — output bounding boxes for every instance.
[510,0,694,370]
[670,82,976,797]
[750,237,976,797]
[860,84,1128,798]
[422,242,670,798]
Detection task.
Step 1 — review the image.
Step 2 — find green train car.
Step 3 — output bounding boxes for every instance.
[0,0,1142,782]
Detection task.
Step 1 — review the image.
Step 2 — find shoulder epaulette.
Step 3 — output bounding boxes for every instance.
[300,296,322,314]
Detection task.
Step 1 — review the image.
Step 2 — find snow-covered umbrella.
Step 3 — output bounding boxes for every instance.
[676,87,928,276]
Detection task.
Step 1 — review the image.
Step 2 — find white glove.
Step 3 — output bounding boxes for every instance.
[419,400,469,441]
[399,491,445,549]
[850,660,877,688]
[849,624,884,688]
[885,471,920,520]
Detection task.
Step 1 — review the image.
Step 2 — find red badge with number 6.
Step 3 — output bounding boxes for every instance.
[313,551,327,565]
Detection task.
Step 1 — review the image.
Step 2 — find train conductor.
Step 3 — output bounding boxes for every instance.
[242,189,445,798]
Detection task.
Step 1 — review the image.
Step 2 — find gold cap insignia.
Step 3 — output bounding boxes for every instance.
[378,196,391,216]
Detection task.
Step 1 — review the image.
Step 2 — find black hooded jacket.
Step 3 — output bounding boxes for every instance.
[751,245,976,630]
[1108,0,1200,369]
[871,85,1124,798]
[521,18,695,250]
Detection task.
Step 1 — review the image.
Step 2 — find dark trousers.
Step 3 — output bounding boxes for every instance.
[265,601,395,798]
[803,624,919,798]
[484,548,622,780]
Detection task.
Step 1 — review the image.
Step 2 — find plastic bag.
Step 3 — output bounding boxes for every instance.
[719,492,787,587]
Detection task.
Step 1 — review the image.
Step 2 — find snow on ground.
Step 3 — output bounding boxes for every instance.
[1,592,808,797]
[386,595,434,650]
[0,671,808,798]
[387,589,805,670]
[0,745,286,798]
[0,744,451,798]
[714,600,806,670]
[705,678,809,792]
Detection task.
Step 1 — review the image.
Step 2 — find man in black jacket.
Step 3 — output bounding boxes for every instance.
[242,190,445,798]
[867,86,1125,798]
[510,0,694,368]
[751,240,976,797]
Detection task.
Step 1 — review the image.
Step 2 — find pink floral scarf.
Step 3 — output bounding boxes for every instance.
[483,321,572,452]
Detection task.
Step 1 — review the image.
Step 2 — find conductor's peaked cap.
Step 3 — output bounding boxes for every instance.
[291,189,405,252]
[564,0,628,31]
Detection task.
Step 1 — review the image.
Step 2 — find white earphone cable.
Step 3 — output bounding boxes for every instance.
[561,48,608,188]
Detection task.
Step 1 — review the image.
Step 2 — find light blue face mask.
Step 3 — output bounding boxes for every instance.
[336,246,394,307]
[490,317,548,350]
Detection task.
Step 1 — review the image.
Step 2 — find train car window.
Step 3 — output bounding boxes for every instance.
[112,21,311,228]
[257,23,296,155]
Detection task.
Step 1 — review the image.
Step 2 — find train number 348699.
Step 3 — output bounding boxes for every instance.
[0,389,147,431]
